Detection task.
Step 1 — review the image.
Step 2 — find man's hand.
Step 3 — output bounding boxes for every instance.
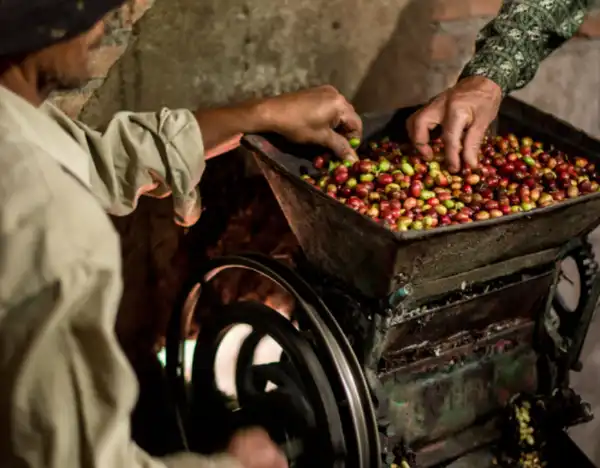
[196,85,362,163]
[406,76,502,172]
[256,85,362,162]
[227,428,288,468]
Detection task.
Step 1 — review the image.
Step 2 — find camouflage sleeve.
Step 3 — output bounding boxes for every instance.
[460,0,592,95]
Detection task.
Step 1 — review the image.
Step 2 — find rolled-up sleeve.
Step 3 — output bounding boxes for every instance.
[43,103,205,227]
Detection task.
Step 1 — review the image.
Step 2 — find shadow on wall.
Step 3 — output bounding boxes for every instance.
[352,0,437,114]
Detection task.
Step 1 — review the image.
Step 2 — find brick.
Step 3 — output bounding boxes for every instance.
[88,44,127,79]
[432,0,502,22]
[430,33,459,61]
[576,10,600,38]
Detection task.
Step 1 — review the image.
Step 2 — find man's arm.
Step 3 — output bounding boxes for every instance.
[461,0,592,96]
[1,269,241,468]
[408,0,594,169]
[0,145,243,468]
[43,86,362,227]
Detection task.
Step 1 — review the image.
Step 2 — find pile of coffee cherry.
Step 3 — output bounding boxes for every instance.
[301,135,600,231]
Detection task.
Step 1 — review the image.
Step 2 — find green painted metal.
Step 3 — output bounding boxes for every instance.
[383,346,537,446]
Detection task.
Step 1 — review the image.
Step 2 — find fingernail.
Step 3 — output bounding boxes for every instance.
[343,150,358,162]
[420,150,433,161]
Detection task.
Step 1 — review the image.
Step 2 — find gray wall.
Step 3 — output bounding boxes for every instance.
[81,0,600,139]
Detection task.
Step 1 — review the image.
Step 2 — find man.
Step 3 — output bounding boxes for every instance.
[409,0,592,172]
[0,1,363,467]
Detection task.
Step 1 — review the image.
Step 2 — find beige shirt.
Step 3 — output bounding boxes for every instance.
[0,85,241,468]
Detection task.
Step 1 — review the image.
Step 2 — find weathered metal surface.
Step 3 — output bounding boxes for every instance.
[381,344,538,446]
[426,430,596,467]
[416,420,498,467]
[407,247,562,304]
[385,319,534,376]
[292,244,558,463]
[383,269,553,358]
[443,448,496,468]
[244,97,600,298]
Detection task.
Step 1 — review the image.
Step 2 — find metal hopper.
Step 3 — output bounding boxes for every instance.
[242,98,600,299]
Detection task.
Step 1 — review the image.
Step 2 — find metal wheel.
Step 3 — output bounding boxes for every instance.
[192,301,344,467]
[165,253,381,468]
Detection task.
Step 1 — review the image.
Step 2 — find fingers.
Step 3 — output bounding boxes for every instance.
[462,122,487,169]
[321,129,358,162]
[338,103,363,140]
[248,435,287,468]
[332,93,362,156]
[313,85,362,138]
[441,107,472,173]
[407,100,443,161]
[228,428,288,468]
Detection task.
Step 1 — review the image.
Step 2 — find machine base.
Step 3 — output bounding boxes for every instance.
[444,431,594,468]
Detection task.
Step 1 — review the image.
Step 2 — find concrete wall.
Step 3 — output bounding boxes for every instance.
[60,0,600,138]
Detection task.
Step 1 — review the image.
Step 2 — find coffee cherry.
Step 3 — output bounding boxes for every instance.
[310,134,598,231]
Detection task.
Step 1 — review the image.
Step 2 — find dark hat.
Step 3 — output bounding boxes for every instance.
[0,0,127,57]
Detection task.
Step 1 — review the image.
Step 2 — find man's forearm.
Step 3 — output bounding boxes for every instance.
[461,0,592,96]
[194,99,274,151]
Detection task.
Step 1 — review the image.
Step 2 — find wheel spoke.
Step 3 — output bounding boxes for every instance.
[190,301,346,464]
[250,362,303,391]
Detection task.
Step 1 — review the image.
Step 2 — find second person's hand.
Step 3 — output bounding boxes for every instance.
[406,76,502,172]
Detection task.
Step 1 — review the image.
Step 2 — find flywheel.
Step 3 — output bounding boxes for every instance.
[165,253,381,468]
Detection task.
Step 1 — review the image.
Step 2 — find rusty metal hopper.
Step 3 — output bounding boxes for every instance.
[242,98,600,298]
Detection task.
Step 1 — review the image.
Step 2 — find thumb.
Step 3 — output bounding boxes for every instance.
[321,130,359,162]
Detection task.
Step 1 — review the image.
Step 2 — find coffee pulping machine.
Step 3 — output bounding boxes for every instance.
[165,99,600,467]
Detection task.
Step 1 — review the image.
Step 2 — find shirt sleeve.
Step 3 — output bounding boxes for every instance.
[43,102,206,227]
[2,264,243,468]
[0,141,239,468]
[460,0,592,95]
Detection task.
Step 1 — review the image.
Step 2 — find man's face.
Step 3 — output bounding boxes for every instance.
[38,18,106,91]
